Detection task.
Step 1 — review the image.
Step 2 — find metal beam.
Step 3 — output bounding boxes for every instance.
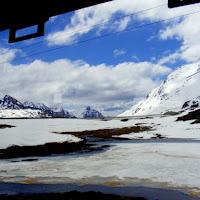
[0,0,113,43]
[168,0,200,8]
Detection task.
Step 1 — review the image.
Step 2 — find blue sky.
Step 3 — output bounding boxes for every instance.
[1,0,200,116]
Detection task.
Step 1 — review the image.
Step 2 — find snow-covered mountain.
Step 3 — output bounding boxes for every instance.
[0,95,25,110]
[0,95,103,119]
[0,95,66,118]
[23,101,64,118]
[51,107,75,118]
[71,106,104,118]
[23,101,51,111]
[119,61,200,116]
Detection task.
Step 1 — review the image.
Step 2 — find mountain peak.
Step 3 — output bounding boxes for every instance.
[0,95,24,110]
[86,106,91,110]
[4,95,14,100]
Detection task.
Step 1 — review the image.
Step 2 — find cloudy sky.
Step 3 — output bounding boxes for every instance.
[0,0,200,116]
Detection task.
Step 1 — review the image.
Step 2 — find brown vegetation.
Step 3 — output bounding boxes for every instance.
[55,126,152,140]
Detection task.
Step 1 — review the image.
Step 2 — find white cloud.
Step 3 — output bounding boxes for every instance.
[114,16,131,32]
[151,57,156,61]
[147,35,157,42]
[159,11,200,63]
[158,51,180,65]
[0,48,19,64]
[181,45,200,62]
[0,57,171,115]
[46,0,170,46]
[113,49,126,57]
[132,55,139,61]
[46,2,116,46]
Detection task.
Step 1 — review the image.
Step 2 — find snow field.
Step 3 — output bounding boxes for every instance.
[0,117,155,149]
[0,116,200,194]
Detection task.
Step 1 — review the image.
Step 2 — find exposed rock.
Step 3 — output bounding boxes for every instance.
[177,109,200,124]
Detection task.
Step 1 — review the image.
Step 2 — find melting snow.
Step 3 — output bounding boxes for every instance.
[0,116,200,193]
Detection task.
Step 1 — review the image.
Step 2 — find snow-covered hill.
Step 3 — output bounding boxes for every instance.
[71,106,103,118]
[119,61,200,116]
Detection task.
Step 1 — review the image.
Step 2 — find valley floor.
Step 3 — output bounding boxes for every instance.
[0,114,200,199]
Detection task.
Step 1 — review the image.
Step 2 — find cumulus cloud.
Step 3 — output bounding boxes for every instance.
[159,11,200,63]
[0,48,20,64]
[0,57,171,115]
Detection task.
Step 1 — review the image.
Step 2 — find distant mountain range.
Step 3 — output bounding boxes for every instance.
[4,61,200,119]
[0,95,103,119]
[119,61,200,116]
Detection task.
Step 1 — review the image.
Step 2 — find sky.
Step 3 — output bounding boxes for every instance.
[0,0,200,116]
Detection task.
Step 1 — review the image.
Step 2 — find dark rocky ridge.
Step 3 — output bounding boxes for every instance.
[177,108,200,124]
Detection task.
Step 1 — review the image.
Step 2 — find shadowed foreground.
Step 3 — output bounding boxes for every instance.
[0,191,148,200]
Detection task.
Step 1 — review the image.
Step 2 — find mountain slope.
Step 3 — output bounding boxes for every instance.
[119,61,200,116]
[0,109,43,118]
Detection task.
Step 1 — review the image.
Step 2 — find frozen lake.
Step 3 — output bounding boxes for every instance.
[0,116,200,199]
